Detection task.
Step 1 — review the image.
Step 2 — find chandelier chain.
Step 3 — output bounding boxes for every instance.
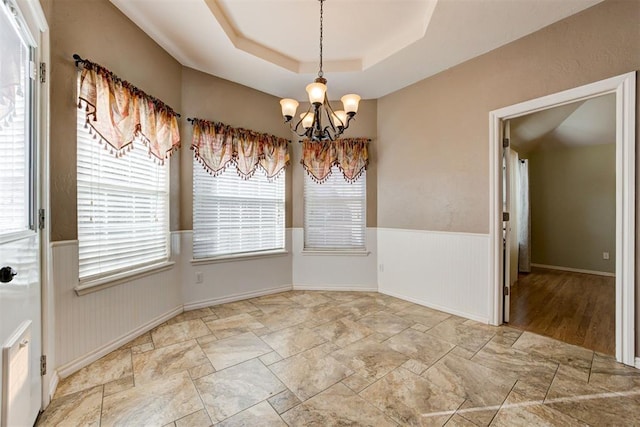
[319,0,324,78]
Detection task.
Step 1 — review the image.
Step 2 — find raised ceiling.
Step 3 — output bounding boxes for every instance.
[110,0,603,100]
[510,93,616,154]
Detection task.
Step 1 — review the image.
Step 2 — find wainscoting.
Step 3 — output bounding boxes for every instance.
[291,228,378,291]
[377,228,491,323]
[178,230,293,309]
[51,240,182,377]
[49,227,495,398]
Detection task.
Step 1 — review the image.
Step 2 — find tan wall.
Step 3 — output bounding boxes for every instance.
[180,67,293,230]
[377,0,640,355]
[528,144,616,273]
[46,0,183,241]
[377,0,639,234]
[291,99,378,228]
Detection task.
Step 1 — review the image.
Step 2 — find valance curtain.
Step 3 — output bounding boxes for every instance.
[76,57,181,163]
[301,138,369,183]
[190,118,290,181]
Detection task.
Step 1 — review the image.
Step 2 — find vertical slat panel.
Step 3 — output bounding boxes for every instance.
[378,228,490,322]
[52,238,181,372]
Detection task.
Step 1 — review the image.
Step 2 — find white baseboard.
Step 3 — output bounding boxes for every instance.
[183,285,293,311]
[379,289,489,324]
[292,285,378,292]
[56,305,183,379]
[635,357,640,369]
[531,263,615,277]
[48,371,60,401]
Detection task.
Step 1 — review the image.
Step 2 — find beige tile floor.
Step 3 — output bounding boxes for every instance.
[37,291,640,426]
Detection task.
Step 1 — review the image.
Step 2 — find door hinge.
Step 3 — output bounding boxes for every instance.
[38,208,45,230]
[503,286,509,296]
[40,355,47,376]
[503,137,510,148]
[39,62,46,84]
[503,212,510,222]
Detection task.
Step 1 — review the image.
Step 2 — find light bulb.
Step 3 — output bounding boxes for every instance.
[306,82,327,105]
[300,112,314,129]
[341,94,361,115]
[280,98,299,120]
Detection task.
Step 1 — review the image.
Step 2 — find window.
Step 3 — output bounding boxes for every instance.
[304,167,366,250]
[0,6,33,239]
[76,109,169,280]
[193,161,285,259]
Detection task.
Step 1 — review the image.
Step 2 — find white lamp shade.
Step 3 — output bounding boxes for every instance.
[306,82,327,104]
[332,110,347,127]
[280,98,299,118]
[300,112,314,129]
[341,94,361,114]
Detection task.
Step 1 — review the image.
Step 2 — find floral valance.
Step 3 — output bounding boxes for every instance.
[75,55,181,163]
[301,138,369,183]
[189,117,290,181]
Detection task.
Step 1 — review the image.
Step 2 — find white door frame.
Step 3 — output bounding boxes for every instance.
[15,0,51,411]
[488,72,636,366]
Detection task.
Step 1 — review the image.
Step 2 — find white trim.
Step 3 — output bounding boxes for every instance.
[530,263,616,278]
[292,285,378,292]
[635,357,640,370]
[56,305,182,379]
[183,285,292,311]
[377,227,488,238]
[191,249,288,265]
[50,239,78,248]
[379,289,489,324]
[47,372,59,403]
[16,0,47,31]
[301,250,370,257]
[74,261,176,296]
[488,72,636,366]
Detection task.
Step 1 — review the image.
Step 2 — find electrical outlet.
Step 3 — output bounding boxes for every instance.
[196,271,203,283]
[603,252,610,260]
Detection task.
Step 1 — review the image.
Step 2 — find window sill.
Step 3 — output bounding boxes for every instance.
[74,261,175,296]
[191,249,289,265]
[302,249,370,256]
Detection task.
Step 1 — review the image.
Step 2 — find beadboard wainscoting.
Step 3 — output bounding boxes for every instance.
[51,240,182,377]
[178,230,294,309]
[377,228,491,323]
[291,228,378,291]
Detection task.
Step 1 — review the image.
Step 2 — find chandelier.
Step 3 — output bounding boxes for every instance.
[279,0,361,142]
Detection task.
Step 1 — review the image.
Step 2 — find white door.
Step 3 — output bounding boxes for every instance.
[502,120,511,322]
[0,0,42,425]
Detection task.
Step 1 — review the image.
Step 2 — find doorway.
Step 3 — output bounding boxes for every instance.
[488,72,636,366]
[504,94,616,355]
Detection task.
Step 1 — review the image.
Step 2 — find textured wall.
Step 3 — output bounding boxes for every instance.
[377,0,639,234]
[529,144,616,273]
[47,0,183,241]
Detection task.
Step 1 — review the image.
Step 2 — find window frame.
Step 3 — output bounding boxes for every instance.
[0,5,37,244]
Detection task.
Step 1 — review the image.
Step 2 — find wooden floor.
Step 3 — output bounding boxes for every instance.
[509,267,615,355]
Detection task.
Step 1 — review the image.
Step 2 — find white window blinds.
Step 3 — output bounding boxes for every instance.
[304,168,366,250]
[193,161,285,258]
[77,109,169,280]
[0,8,31,239]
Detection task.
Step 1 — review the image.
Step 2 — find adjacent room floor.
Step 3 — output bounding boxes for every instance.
[509,267,615,355]
[38,290,638,426]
